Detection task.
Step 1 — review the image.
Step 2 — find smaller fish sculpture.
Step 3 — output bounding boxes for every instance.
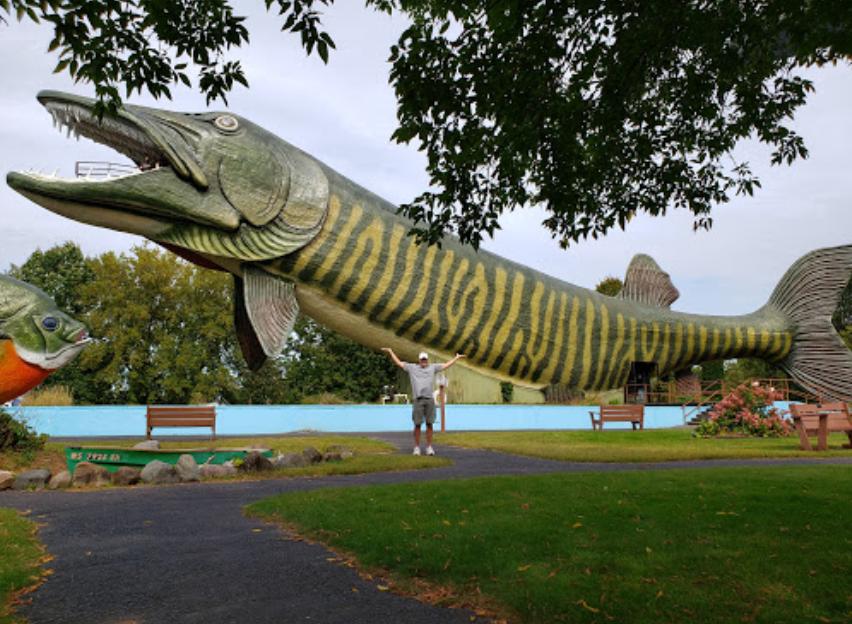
[0,275,90,403]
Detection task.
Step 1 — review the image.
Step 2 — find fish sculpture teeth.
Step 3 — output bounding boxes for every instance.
[6,90,852,402]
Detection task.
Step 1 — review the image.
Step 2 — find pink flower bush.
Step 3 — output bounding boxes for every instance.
[695,384,792,437]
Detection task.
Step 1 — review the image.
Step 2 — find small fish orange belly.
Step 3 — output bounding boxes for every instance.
[0,340,50,403]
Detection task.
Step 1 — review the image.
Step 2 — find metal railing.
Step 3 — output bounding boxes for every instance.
[75,161,139,179]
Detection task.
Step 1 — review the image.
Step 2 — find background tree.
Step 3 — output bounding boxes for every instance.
[8,242,93,316]
[4,1,851,245]
[279,318,398,403]
[4,242,395,404]
[595,276,623,297]
[833,277,852,350]
[76,246,241,404]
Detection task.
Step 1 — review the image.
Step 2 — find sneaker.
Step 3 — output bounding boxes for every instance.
[426,446,435,456]
[412,446,421,456]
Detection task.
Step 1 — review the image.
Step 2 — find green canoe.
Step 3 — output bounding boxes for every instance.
[65,446,273,473]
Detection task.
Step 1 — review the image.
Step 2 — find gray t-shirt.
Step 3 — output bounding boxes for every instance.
[404,363,442,399]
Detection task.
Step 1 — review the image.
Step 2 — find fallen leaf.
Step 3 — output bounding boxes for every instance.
[351,587,359,593]
[572,522,583,529]
[517,564,532,572]
[577,600,600,613]
[251,528,262,533]
[377,585,389,592]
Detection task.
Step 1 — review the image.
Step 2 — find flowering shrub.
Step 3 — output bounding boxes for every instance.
[695,384,792,437]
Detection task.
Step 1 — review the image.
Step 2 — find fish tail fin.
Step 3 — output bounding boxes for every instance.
[768,245,852,402]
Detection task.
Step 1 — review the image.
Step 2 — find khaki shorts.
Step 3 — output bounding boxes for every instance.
[412,397,436,426]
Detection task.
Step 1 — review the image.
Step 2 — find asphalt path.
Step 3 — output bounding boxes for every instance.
[3,434,851,624]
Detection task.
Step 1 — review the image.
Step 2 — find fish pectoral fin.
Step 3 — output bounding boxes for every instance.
[233,267,299,371]
[618,254,680,308]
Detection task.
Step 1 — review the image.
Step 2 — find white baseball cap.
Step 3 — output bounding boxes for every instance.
[418,352,429,360]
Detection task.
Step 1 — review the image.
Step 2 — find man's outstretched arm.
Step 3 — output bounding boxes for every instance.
[441,353,466,371]
[381,347,407,370]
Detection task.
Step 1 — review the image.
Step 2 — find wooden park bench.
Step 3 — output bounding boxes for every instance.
[589,404,645,431]
[146,405,217,440]
[789,402,852,451]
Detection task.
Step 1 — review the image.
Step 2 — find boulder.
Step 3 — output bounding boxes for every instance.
[199,464,228,479]
[140,460,179,485]
[323,451,343,462]
[272,452,308,469]
[302,446,323,464]
[175,454,200,482]
[133,440,160,450]
[0,471,14,491]
[239,451,273,472]
[325,445,355,460]
[112,467,142,486]
[48,471,72,490]
[13,469,51,490]
[219,462,238,477]
[72,462,111,487]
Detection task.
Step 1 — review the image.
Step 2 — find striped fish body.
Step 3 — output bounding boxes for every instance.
[268,167,795,393]
[9,92,851,401]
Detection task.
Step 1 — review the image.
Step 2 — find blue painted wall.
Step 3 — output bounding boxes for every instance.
[5,403,746,437]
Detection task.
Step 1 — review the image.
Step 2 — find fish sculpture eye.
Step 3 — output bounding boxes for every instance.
[214,115,239,132]
[41,316,59,332]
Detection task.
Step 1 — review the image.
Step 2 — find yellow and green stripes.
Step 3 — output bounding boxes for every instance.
[277,195,794,390]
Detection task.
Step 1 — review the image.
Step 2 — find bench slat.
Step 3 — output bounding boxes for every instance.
[590,405,644,431]
[146,405,216,440]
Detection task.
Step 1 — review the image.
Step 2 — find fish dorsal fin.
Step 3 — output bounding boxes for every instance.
[618,254,680,308]
[233,267,299,371]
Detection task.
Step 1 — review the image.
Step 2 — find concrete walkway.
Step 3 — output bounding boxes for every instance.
[3,436,850,624]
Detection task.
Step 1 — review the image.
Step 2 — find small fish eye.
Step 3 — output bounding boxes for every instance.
[214,115,239,132]
[42,316,59,332]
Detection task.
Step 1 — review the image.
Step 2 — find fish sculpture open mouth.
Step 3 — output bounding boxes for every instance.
[7,91,329,263]
[7,91,852,403]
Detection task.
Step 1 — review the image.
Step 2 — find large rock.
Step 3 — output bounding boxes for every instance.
[48,471,72,490]
[239,451,273,472]
[199,464,236,479]
[175,454,200,482]
[302,446,322,464]
[0,471,14,491]
[72,462,111,487]
[272,452,308,469]
[112,467,142,486]
[140,460,179,485]
[133,440,160,450]
[13,469,51,490]
[323,445,354,462]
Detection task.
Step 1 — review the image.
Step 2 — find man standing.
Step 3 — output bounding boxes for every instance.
[381,348,465,455]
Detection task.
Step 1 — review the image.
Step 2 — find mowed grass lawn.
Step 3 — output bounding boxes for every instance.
[0,509,43,624]
[249,466,852,624]
[436,429,852,462]
[0,435,449,480]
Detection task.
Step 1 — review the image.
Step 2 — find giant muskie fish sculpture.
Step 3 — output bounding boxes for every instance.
[6,91,852,402]
[0,274,89,403]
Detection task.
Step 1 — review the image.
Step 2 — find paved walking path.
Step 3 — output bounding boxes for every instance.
[3,436,851,624]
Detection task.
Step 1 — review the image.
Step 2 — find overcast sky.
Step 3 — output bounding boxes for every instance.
[1,4,850,317]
